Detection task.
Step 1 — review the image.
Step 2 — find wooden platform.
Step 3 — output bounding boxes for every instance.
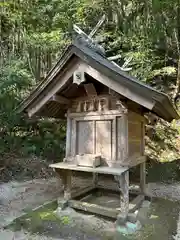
[50,162,129,176]
[51,161,146,221]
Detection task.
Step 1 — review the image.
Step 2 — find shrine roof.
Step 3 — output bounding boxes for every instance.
[19,37,179,122]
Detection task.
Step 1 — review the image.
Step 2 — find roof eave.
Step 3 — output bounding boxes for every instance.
[153,96,179,122]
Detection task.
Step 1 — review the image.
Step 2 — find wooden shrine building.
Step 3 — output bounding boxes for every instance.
[19,36,179,223]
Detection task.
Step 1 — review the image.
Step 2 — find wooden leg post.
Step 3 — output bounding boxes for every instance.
[92,173,98,187]
[56,169,72,210]
[64,170,72,201]
[117,170,129,225]
[140,161,146,194]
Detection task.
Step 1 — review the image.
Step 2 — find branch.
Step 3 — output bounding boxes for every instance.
[174,29,180,55]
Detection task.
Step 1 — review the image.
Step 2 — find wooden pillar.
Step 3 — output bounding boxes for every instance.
[92,120,98,188]
[117,170,129,224]
[56,169,72,210]
[92,173,98,187]
[65,115,72,158]
[63,170,72,200]
[140,161,146,194]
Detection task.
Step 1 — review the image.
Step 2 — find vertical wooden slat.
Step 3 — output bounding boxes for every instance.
[93,120,96,154]
[141,122,145,155]
[112,117,117,161]
[92,120,98,185]
[140,121,146,194]
[65,115,72,158]
[96,120,112,161]
[118,114,128,164]
[71,119,76,157]
[140,161,146,194]
[124,114,128,160]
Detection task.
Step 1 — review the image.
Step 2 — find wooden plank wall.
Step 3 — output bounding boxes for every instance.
[127,111,145,166]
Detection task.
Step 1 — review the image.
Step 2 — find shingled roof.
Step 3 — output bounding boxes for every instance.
[19,37,179,122]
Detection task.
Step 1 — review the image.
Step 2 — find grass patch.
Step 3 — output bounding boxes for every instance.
[6,200,66,233]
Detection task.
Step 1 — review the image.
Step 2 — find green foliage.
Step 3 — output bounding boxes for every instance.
[0,58,66,160]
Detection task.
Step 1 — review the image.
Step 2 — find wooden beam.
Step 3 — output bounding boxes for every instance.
[97,184,142,196]
[84,83,97,96]
[80,194,93,202]
[50,162,129,176]
[129,194,144,213]
[50,95,70,105]
[71,185,95,199]
[97,184,120,193]
[78,63,155,110]
[68,200,120,219]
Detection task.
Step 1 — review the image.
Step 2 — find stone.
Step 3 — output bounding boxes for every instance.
[116,213,127,226]
[116,220,142,235]
[127,213,137,223]
[57,198,68,210]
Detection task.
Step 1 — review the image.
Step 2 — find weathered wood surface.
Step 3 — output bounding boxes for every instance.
[69,95,127,114]
[140,161,146,194]
[129,194,144,212]
[71,119,76,157]
[84,83,97,96]
[128,120,142,162]
[67,110,123,117]
[120,156,146,167]
[55,169,72,210]
[78,62,155,110]
[50,95,70,104]
[93,173,98,187]
[50,162,129,175]
[76,120,94,155]
[76,154,101,167]
[97,183,141,195]
[65,114,72,158]
[71,185,95,199]
[64,170,72,200]
[95,120,112,163]
[117,114,128,165]
[68,199,120,219]
[119,170,129,221]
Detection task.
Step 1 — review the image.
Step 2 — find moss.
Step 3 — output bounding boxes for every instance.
[7,201,60,232]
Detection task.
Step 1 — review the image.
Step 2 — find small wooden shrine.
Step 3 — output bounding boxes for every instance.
[19,35,179,223]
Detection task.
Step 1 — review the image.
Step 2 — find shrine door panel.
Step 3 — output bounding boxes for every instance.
[76,121,94,154]
[95,120,112,161]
